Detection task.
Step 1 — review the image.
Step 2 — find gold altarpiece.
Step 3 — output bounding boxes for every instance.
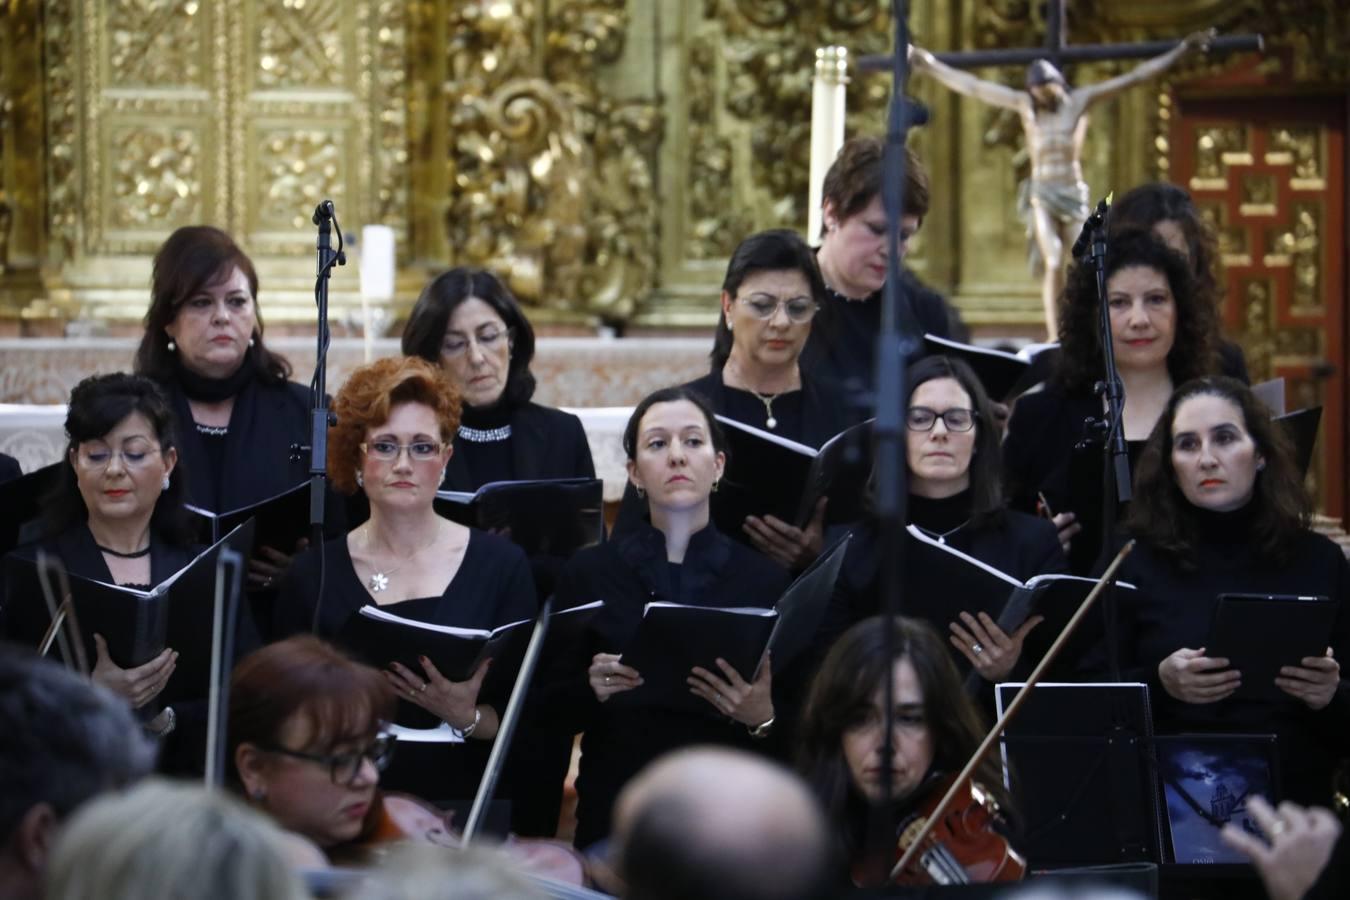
[0,1,1346,337]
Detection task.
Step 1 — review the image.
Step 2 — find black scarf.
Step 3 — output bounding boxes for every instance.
[173,348,258,403]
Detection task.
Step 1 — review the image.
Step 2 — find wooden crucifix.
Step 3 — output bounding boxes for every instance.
[858,3,1261,338]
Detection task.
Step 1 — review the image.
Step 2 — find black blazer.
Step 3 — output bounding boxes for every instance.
[442,402,594,491]
[0,453,20,484]
[163,377,314,513]
[554,523,791,848]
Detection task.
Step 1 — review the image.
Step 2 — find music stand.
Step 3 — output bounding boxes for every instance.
[995,682,1164,868]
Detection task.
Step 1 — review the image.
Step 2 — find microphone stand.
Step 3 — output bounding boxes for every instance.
[1076,196,1129,680]
[307,200,346,633]
[866,0,929,872]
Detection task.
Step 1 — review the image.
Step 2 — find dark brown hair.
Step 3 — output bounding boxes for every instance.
[820,137,930,236]
[401,267,537,407]
[622,385,728,461]
[46,373,190,543]
[1056,229,1218,391]
[328,356,462,495]
[797,616,1006,864]
[134,226,291,384]
[228,635,396,780]
[1109,182,1223,308]
[1127,376,1311,568]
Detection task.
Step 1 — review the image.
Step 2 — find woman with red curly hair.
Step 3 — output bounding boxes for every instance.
[273,356,536,803]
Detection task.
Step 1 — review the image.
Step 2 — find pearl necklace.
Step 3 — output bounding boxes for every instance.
[363,526,442,594]
[751,390,781,430]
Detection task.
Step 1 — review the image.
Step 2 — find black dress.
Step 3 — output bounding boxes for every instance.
[0,524,258,776]
[273,528,537,804]
[0,453,20,484]
[554,522,792,848]
[611,369,857,539]
[1098,507,1350,807]
[800,268,964,394]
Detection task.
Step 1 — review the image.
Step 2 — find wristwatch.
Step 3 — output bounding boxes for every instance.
[748,715,774,739]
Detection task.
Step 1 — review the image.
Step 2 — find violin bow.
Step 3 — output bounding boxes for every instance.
[205,546,245,789]
[35,549,90,675]
[461,596,553,845]
[889,540,1135,881]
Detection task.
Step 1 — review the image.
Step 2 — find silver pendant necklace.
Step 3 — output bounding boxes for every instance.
[752,390,780,430]
[365,526,441,593]
[913,519,971,544]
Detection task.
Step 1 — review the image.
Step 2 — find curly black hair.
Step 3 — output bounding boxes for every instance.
[1056,229,1219,391]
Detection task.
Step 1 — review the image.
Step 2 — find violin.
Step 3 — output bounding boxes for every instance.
[334,791,589,886]
[887,773,1025,885]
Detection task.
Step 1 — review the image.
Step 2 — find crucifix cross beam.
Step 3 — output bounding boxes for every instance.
[856,0,1261,72]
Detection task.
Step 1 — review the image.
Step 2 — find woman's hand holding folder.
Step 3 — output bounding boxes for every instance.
[743,498,827,571]
[1276,647,1340,710]
[92,633,176,708]
[590,652,643,702]
[1158,647,1241,704]
[687,652,773,726]
[386,655,493,735]
[949,611,1043,682]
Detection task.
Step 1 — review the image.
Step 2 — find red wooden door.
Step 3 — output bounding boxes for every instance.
[1172,96,1347,521]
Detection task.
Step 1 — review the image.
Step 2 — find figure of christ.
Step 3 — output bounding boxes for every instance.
[909,30,1214,338]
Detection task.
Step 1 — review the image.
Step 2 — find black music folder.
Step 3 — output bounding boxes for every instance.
[0,461,61,558]
[1275,406,1320,480]
[2,520,255,702]
[433,478,604,558]
[1206,592,1337,701]
[922,334,1060,402]
[715,415,874,536]
[905,526,1136,672]
[617,537,850,714]
[185,481,310,555]
[338,600,604,687]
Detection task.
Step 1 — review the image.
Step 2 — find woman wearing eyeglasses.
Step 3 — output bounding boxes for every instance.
[402,267,594,492]
[827,356,1067,687]
[0,373,259,774]
[273,356,536,803]
[613,230,856,570]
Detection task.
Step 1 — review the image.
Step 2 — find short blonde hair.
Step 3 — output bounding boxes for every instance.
[46,778,308,900]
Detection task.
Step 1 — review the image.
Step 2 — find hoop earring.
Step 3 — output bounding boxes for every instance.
[635,485,645,499]
[712,479,720,494]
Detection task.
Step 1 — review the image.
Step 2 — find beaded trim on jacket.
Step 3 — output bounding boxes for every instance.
[457,424,512,443]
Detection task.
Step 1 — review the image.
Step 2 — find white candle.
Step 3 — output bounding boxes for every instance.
[359,225,396,362]
[808,46,849,247]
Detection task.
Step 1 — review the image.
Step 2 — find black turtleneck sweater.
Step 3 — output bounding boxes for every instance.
[551,521,792,848]
[1102,505,1350,806]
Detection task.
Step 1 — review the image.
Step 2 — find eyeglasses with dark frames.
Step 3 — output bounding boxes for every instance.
[257,732,397,786]
[905,406,977,433]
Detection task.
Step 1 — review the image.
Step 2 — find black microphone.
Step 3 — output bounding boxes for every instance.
[1071,196,1111,261]
[311,200,334,226]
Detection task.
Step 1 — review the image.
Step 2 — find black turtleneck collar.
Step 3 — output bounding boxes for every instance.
[908,489,974,535]
[173,347,258,402]
[460,400,515,431]
[1189,501,1259,547]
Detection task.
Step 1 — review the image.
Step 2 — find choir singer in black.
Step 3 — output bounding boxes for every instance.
[273,356,536,802]
[401,267,594,490]
[1104,376,1349,808]
[555,386,791,848]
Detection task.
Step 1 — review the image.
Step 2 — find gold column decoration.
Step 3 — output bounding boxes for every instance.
[18,0,408,326]
[413,0,661,324]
